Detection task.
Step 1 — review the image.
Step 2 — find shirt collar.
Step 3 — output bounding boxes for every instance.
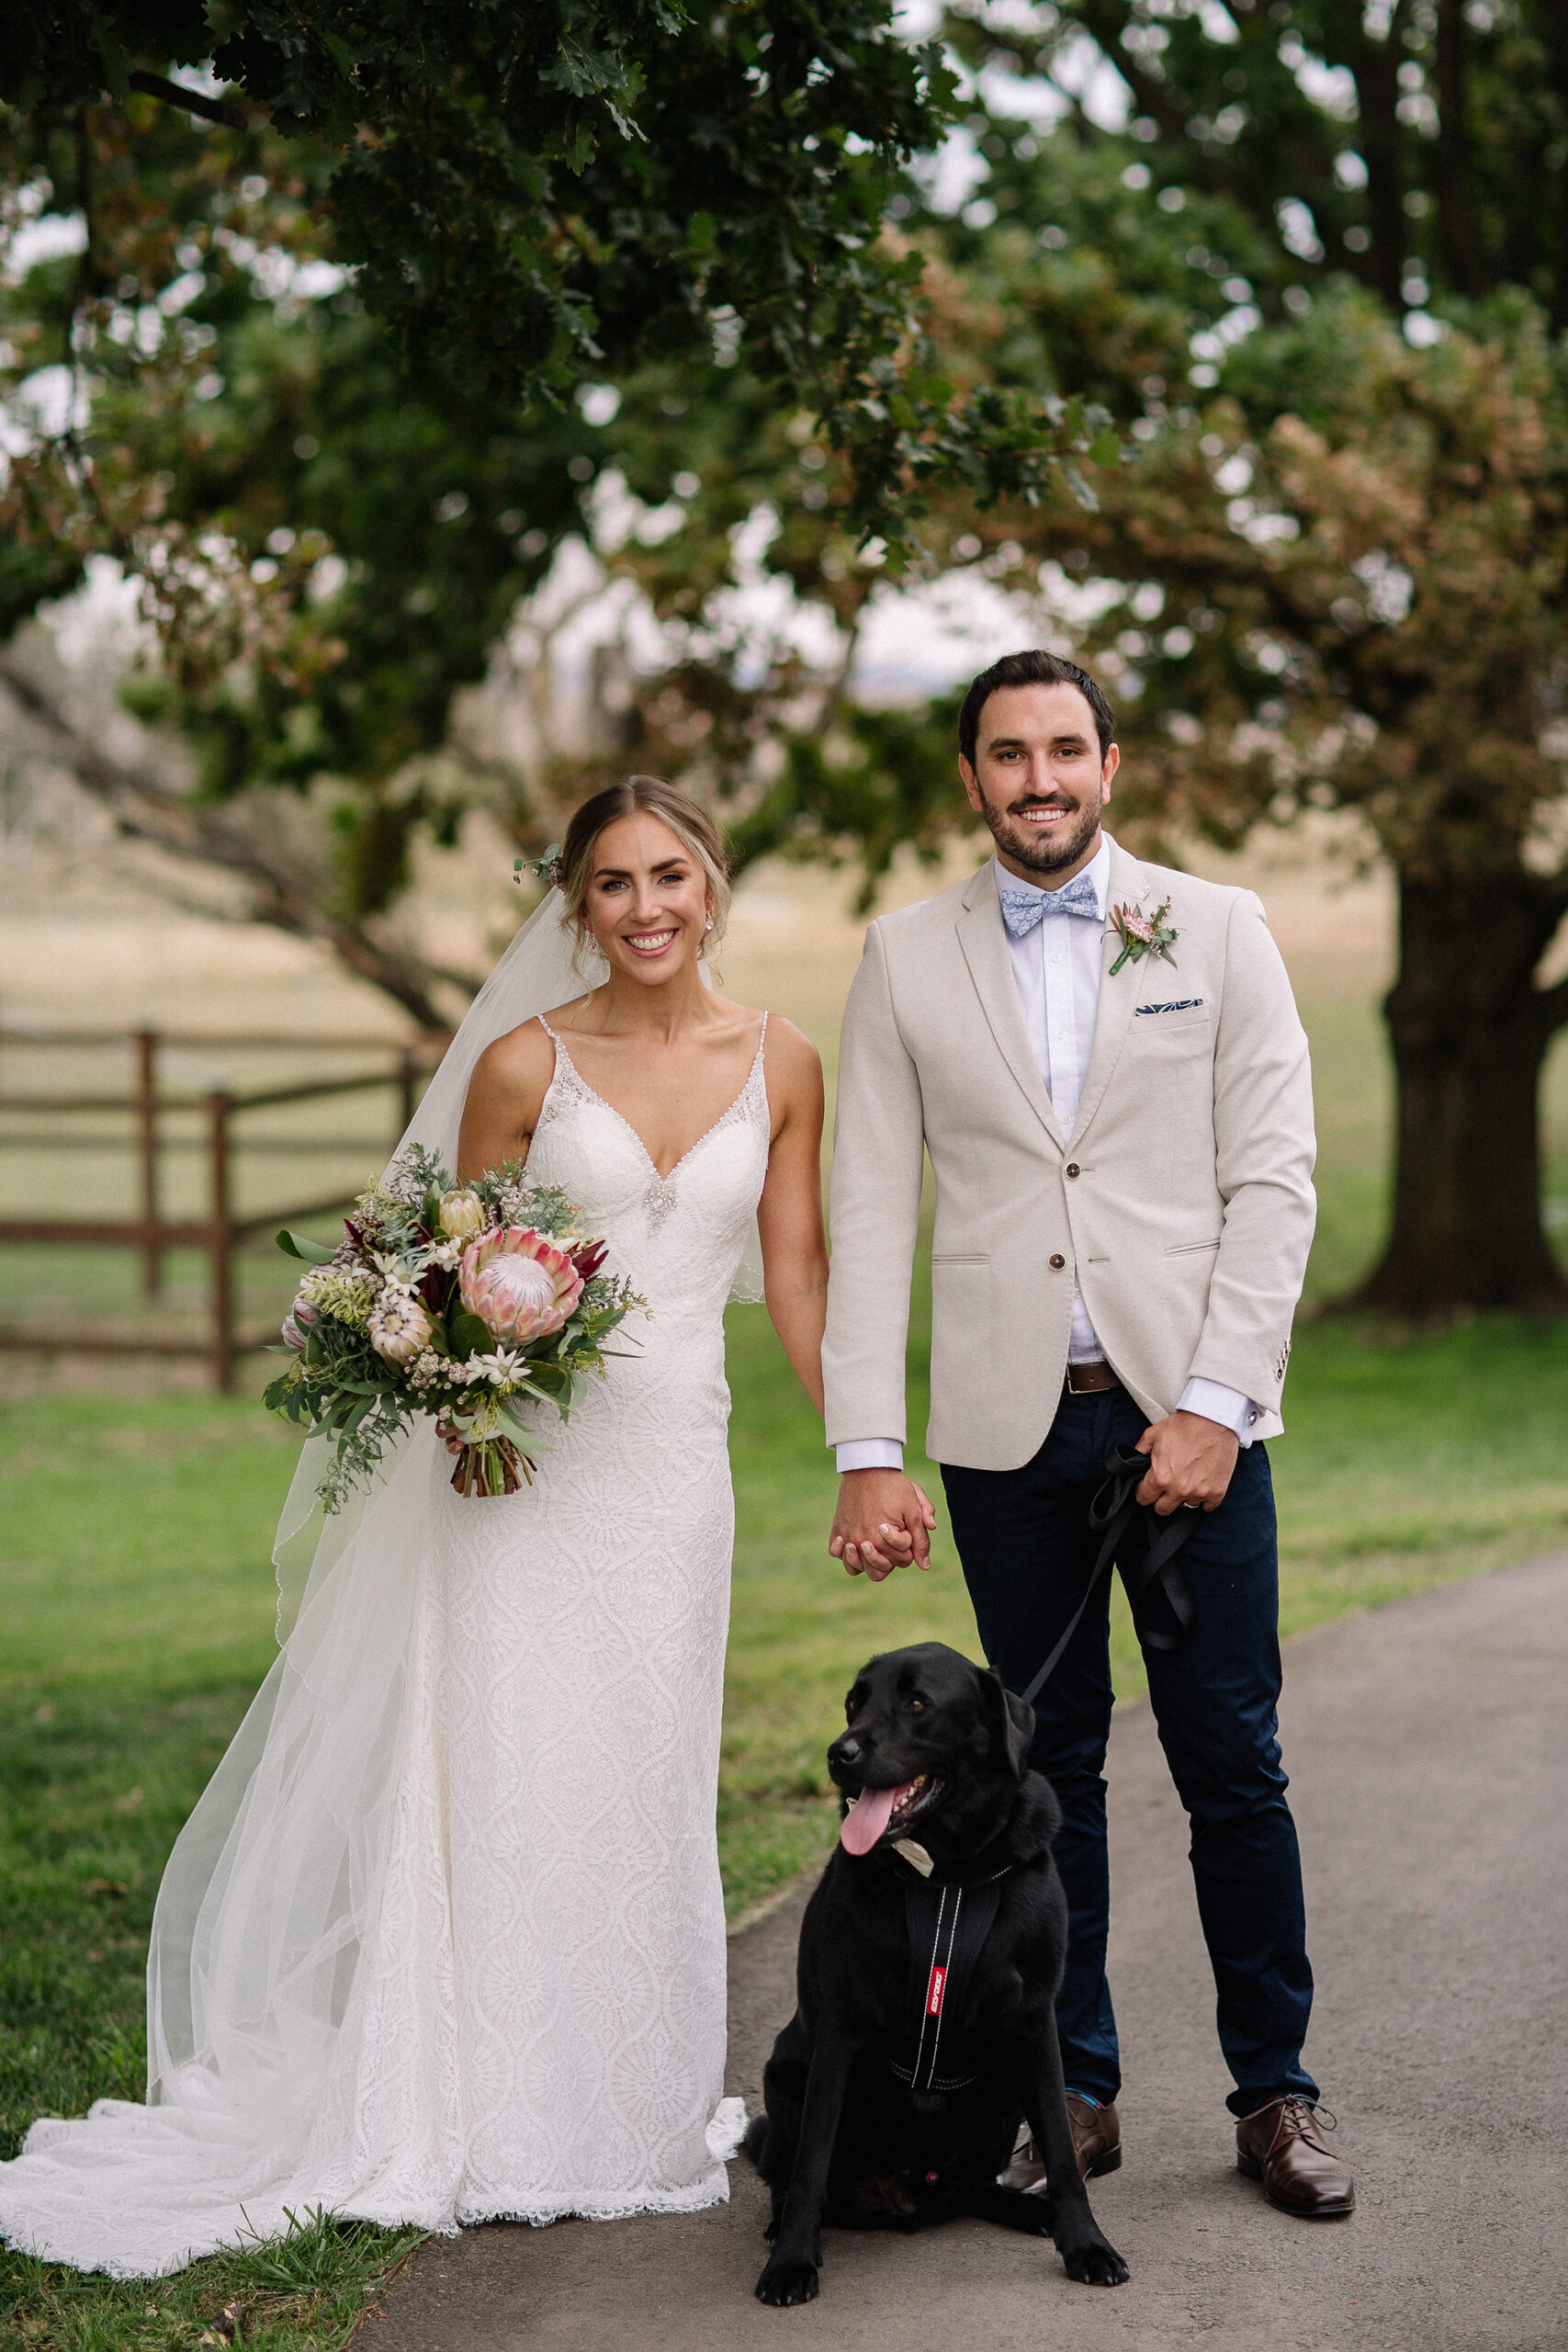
[991,831,1113,922]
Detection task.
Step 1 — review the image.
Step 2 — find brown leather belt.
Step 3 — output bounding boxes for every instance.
[1064,1359,1122,1396]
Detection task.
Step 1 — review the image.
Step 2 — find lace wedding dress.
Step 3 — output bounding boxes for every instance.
[0,963,767,2278]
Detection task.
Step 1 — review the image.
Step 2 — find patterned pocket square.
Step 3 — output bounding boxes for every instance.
[1134,997,1205,1016]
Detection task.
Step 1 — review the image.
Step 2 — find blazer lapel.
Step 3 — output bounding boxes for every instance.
[1070,840,1152,1146]
[955,866,1066,1151]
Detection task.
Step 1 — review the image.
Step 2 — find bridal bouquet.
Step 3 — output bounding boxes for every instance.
[265,1144,643,1508]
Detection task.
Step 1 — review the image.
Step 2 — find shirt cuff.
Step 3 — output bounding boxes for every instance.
[835,1438,906,1474]
[1178,1378,1263,1447]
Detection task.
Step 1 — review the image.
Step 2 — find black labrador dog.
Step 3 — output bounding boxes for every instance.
[746,1641,1129,2307]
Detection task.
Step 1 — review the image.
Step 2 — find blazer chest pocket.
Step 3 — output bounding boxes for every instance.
[1134,996,1210,1034]
[933,1252,989,1266]
[1132,1006,1213,1049]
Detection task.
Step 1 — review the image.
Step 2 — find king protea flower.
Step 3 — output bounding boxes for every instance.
[438,1188,489,1240]
[459,1226,583,1344]
[368,1290,434,1365]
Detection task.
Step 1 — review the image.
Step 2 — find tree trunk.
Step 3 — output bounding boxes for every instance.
[1353,869,1568,1314]
[1349,28,1408,311]
[1434,0,1484,298]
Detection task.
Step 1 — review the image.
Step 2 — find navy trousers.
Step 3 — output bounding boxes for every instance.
[942,1386,1317,2118]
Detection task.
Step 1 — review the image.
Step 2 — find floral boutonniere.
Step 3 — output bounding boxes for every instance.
[1109,897,1179,975]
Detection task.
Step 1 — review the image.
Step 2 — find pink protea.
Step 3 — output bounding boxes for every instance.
[281,1297,320,1352]
[459,1226,583,1344]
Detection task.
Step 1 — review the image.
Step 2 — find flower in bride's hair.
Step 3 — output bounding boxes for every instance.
[459,1226,584,1344]
[515,842,563,889]
[438,1189,489,1241]
[368,1290,434,1366]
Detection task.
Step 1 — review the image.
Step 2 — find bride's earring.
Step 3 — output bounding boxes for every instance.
[705,915,714,933]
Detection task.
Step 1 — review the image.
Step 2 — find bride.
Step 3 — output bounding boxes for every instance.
[0,776,838,2278]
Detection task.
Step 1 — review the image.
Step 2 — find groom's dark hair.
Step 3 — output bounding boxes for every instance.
[958,650,1115,766]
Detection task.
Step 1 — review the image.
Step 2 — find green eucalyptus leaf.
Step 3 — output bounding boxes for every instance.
[277,1230,336,1264]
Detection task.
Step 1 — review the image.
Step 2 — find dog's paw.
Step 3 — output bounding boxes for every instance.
[1061,2233,1130,2288]
[755,2256,821,2307]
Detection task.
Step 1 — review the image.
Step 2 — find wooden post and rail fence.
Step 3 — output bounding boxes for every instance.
[0,1027,441,1391]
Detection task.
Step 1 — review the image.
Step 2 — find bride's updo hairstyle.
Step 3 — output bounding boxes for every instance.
[557,776,732,972]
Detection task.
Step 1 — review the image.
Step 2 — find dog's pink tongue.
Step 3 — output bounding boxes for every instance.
[840,1783,901,1857]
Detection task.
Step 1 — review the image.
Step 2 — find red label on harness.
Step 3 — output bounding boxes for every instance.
[926,1965,946,2018]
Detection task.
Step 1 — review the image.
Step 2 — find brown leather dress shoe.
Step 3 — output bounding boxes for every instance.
[998,2092,1122,2191]
[1235,2096,1355,2217]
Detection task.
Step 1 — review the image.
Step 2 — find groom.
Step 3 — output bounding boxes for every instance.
[821,649,1353,2217]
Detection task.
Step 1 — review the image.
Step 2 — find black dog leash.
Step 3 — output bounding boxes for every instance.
[1014,1442,1199,1712]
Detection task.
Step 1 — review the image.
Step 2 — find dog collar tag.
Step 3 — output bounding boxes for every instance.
[893,1838,933,1878]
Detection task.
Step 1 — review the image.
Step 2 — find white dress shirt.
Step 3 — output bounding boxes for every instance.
[834,833,1261,1472]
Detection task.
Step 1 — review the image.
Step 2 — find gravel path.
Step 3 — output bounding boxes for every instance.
[362,1554,1568,2352]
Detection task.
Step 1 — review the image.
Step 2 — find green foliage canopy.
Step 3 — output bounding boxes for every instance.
[0,0,1109,550]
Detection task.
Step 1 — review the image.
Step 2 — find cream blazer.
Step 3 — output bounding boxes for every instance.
[822,841,1317,1471]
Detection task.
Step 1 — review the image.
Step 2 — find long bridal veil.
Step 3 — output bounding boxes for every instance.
[0,890,757,2278]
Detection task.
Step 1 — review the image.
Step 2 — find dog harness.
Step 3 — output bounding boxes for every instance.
[886,1867,1010,2095]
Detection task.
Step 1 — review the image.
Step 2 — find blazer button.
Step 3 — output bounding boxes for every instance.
[1066,1162,1079,1178]
[1049,1253,1066,1270]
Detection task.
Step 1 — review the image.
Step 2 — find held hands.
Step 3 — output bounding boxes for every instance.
[828,1417,1235,1576]
[1134,1408,1239,1514]
[829,1470,939,1580]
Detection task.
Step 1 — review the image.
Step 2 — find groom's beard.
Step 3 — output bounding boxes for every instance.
[976,786,1103,879]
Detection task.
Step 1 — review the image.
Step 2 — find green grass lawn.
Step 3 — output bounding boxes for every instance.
[6,979,1568,2344]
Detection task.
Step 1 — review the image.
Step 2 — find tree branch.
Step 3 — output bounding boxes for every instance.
[127,71,247,131]
[0,658,474,1032]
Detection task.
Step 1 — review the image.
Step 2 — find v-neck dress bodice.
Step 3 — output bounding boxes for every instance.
[532,1012,769,1286]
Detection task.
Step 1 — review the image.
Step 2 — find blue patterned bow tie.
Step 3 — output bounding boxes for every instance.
[998,870,1101,939]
